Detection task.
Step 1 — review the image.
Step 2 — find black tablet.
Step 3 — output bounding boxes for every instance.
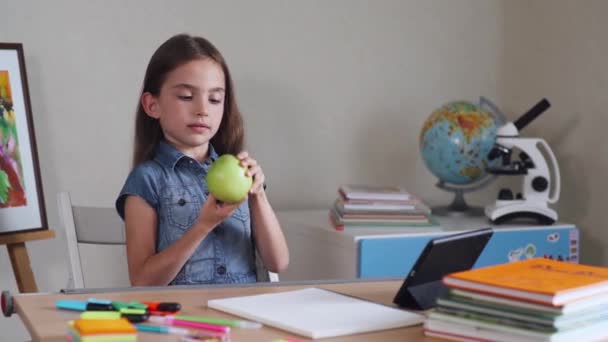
[393,227,493,310]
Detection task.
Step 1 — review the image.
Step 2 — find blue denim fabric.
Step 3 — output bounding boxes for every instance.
[116,141,257,285]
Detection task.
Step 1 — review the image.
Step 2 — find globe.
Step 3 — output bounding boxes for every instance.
[419,101,501,187]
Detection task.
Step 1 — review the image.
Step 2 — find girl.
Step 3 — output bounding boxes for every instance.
[115,34,289,286]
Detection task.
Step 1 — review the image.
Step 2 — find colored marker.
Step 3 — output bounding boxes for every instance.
[80,311,121,320]
[172,314,262,328]
[56,300,114,311]
[120,307,150,323]
[150,309,179,316]
[143,301,182,312]
[136,324,225,340]
[87,298,112,305]
[120,308,148,315]
[181,336,225,342]
[110,300,148,311]
[149,316,230,333]
[135,324,190,335]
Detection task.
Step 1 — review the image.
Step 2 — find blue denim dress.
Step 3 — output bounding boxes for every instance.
[116,142,257,285]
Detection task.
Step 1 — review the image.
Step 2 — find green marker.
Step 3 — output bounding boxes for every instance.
[173,315,262,328]
[111,301,147,310]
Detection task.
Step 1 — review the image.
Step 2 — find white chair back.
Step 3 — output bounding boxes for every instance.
[57,192,277,289]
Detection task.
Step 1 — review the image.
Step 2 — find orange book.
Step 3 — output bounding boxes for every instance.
[443,258,608,306]
[74,318,136,335]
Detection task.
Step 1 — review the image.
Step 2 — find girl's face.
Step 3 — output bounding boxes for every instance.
[144,58,226,156]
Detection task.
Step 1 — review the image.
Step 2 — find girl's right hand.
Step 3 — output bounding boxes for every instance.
[197,194,244,230]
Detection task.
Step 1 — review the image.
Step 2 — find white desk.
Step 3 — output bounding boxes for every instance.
[276,210,579,281]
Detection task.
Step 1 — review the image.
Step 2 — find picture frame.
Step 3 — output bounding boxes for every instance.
[0,43,47,234]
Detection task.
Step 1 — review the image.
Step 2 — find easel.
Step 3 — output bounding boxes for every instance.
[0,230,55,293]
[0,42,53,296]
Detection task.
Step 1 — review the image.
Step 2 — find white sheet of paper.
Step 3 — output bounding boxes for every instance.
[207,287,424,339]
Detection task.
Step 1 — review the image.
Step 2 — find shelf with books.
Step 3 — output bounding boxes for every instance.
[275,209,579,283]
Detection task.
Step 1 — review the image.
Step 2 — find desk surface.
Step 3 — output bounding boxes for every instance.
[14,279,439,342]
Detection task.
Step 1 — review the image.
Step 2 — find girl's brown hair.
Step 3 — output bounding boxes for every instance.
[132,34,244,167]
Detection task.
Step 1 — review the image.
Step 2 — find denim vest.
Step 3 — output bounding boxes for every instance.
[116,142,257,285]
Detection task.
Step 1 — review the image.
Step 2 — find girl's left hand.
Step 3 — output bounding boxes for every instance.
[237,151,265,196]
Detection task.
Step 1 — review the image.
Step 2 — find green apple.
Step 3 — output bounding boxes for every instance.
[206,154,253,203]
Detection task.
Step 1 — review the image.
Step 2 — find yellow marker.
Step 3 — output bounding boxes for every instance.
[119,308,147,315]
[80,311,121,320]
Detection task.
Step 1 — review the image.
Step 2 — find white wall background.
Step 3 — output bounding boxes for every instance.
[0,0,606,340]
[500,0,608,265]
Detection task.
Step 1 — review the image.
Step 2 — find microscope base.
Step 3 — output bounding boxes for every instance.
[485,201,557,225]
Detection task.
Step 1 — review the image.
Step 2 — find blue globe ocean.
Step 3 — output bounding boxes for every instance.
[420,101,500,185]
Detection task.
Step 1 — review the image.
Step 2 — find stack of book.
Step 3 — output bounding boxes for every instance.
[329,185,434,231]
[425,258,608,341]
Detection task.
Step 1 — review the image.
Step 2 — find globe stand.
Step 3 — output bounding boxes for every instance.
[432,189,485,217]
[432,178,494,218]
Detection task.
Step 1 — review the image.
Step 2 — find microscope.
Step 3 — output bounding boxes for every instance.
[485,99,561,225]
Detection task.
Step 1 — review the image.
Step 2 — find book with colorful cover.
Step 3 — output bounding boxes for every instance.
[338,185,411,201]
[424,315,608,342]
[434,306,558,333]
[448,288,608,315]
[436,296,608,331]
[338,212,431,220]
[333,201,431,218]
[331,207,430,224]
[443,258,608,306]
[329,209,437,231]
[334,198,431,215]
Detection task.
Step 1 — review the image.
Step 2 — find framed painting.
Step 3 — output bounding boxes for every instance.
[0,43,47,234]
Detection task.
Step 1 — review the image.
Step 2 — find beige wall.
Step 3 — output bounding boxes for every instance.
[500,0,608,264]
[0,0,605,339]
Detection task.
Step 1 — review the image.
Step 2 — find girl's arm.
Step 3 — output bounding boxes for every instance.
[249,190,289,273]
[239,151,289,273]
[124,194,240,286]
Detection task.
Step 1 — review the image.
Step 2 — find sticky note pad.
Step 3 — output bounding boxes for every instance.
[74,318,136,335]
[68,327,136,342]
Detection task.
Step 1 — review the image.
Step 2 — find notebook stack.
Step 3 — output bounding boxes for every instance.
[424,258,608,341]
[329,184,434,231]
[68,318,137,342]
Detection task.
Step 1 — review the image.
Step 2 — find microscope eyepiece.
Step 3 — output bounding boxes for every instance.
[513,98,551,131]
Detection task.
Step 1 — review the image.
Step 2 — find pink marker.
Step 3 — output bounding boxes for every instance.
[149,316,230,334]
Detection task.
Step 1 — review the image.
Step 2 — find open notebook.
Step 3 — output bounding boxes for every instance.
[207,287,424,339]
